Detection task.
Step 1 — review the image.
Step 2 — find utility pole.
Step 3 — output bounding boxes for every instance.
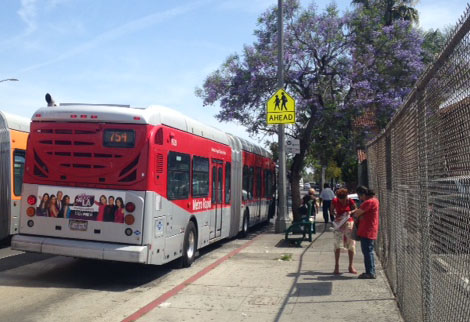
[275,0,290,233]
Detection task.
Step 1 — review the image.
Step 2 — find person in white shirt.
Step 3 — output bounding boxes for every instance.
[319,184,335,223]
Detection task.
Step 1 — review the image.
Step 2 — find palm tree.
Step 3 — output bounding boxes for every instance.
[352,0,419,25]
[351,0,370,9]
[392,3,419,24]
[385,0,419,25]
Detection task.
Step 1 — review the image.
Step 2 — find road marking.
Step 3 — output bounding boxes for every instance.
[122,236,259,322]
[0,252,24,260]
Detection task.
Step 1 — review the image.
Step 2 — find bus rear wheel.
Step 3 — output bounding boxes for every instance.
[181,221,197,267]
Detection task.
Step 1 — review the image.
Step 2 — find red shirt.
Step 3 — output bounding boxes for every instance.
[357,198,380,240]
[332,198,356,222]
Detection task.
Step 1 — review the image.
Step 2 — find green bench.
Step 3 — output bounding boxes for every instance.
[285,216,316,246]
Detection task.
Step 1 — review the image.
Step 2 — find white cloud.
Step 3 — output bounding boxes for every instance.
[45,0,73,10]
[16,0,216,74]
[17,0,38,34]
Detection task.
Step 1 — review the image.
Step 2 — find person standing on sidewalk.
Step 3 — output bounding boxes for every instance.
[350,186,380,279]
[319,183,335,224]
[307,188,317,219]
[330,188,357,274]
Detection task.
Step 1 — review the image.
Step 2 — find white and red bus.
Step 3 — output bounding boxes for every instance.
[12,104,275,266]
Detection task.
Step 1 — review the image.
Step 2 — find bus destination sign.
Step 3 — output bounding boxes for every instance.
[103,129,135,148]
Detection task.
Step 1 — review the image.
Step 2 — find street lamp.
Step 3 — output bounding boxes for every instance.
[0,78,19,83]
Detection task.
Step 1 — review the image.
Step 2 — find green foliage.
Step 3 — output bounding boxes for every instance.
[278,253,293,261]
[421,29,447,65]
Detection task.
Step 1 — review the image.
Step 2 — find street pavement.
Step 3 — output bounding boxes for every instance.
[0,214,403,322]
[128,217,403,322]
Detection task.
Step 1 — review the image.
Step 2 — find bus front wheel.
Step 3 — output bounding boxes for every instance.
[181,221,197,267]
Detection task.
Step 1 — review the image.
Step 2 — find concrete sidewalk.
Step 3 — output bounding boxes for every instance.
[140,218,403,322]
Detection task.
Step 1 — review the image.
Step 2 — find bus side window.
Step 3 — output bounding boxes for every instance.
[264,169,269,198]
[242,165,249,201]
[256,167,261,198]
[249,167,254,200]
[192,156,209,198]
[225,163,231,204]
[167,151,190,200]
[13,150,26,196]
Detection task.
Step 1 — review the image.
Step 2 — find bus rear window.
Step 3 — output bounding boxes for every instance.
[14,150,26,196]
[103,129,135,148]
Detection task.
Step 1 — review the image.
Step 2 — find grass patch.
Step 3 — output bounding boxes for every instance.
[278,253,293,261]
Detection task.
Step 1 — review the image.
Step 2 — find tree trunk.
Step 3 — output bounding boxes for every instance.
[289,103,318,222]
[385,0,394,25]
[321,165,326,191]
[291,169,302,222]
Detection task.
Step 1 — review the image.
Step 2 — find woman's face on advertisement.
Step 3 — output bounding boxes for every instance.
[116,199,122,208]
[100,196,107,204]
[51,196,57,204]
[65,196,70,204]
[42,194,49,202]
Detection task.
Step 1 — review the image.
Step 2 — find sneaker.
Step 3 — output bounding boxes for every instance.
[358,273,376,279]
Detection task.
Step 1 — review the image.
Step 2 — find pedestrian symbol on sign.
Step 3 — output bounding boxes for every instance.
[266,89,296,124]
[275,95,281,110]
[281,92,288,110]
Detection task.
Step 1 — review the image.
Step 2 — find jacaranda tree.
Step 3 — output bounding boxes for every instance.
[349,0,424,132]
[196,0,352,221]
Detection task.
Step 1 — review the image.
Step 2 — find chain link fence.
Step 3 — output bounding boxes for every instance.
[366,6,470,322]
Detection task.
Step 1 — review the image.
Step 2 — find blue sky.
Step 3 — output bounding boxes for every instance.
[0,0,468,143]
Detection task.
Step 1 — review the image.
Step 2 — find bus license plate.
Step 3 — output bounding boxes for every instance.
[69,220,88,231]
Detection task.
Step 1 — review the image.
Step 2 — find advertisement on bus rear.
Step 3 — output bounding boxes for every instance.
[32,186,127,223]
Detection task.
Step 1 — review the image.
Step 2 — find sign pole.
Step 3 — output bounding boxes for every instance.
[275,0,290,233]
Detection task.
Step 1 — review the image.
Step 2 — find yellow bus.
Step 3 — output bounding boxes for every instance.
[0,111,30,240]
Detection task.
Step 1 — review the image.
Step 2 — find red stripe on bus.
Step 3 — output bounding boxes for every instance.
[121,236,259,322]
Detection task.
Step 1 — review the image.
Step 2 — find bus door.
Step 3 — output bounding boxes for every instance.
[210,160,223,239]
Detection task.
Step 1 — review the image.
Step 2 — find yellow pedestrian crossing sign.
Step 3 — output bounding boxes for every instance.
[266,89,296,124]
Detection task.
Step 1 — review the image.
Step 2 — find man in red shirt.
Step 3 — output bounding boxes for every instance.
[350,186,380,279]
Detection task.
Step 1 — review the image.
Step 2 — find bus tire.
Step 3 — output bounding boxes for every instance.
[240,212,249,237]
[181,221,197,268]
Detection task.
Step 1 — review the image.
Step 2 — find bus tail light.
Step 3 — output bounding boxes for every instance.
[124,215,135,225]
[27,195,37,205]
[125,202,135,212]
[26,207,36,217]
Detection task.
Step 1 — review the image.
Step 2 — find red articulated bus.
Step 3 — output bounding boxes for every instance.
[12,104,275,266]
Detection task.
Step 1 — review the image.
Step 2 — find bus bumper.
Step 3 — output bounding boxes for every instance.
[11,235,148,264]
